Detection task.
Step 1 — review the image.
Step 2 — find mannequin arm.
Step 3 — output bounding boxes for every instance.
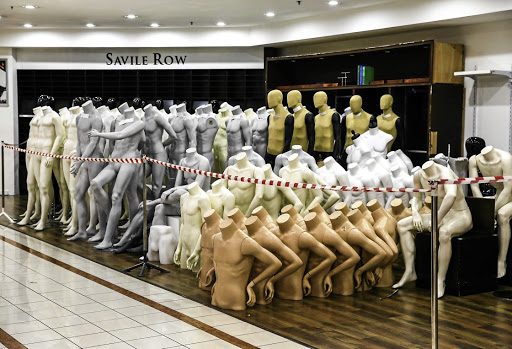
[326,234,360,278]
[45,115,66,167]
[279,186,304,213]
[495,156,512,212]
[468,156,482,197]
[304,171,324,211]
[241,117,252,146]
[174,197,185,265]
[245,168,265,217]
[156,114,177,146]
[437,184,456,223]
[90,120,144,140]
[298,232,336,294]
[336,172,352,204]
[273,155,284,175]
[339,114,348,150]
[266,238,303,284]
[332,113,342,163]
[411,173,425,231]
[391,118,405,151]
[184,117,197,148]
[283,115,294,153]
[379,173,395,209]
[354,237,387,288]
[305,112,316,155]
[222,193,236,219]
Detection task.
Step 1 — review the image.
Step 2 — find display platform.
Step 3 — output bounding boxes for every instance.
[3,195,512,349]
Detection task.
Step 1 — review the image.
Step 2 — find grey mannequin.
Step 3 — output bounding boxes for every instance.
[196,104,219,168]
[274,145,319,174]
[251,107,269,159]
[225,105,252,166]
[226,145,266,167]
[169,103,196,167]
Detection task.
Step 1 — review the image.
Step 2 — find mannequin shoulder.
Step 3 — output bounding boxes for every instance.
[332,112,341,123]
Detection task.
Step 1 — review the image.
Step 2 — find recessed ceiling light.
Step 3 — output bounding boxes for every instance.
[86,23,95,28]
[217,21,226,26]
[125,14,138,19]
[22,5,38,9]
[328,1,339,6]
[265,12,275,17]
[150,22,159,27]
[23,23,33,28]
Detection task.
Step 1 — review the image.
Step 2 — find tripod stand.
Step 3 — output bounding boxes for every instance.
[0,142,14,223]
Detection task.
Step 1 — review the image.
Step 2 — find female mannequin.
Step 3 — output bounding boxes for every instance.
[213,107,231,173]
[390,164,412,207]
[351,201,374,225]
[227,145,265,167]
[251,107,268,159]
[363,159,394,208]
[316,156,351,206]
[196,104,219,168]
[274,145,319,175]
[207,180,235,219]
[395,149,414,173]
[377,94,405,151]
[266,90,294,166]
[304,212,359,297]
[346,163,367,205]
[388,151,409,174]
[359,115,393,157]
[261,164,304,219]
[274,214,336,301]
[340,95,372,150]
[286,90,315,154]
[197,209,221,291]
[313,91,342,163]
[225,106,252,165]
[346,130,372,166]
[387,199,412,223]
[373,153,392,173]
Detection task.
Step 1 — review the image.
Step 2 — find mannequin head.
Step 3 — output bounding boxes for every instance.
[106,97,118,109]
[72,97,86,107]
[465,137,486,158]
[313,91,328,109]
[267,90,284,109]
[368,115,378,129]
[349,95,363,114]
[209,100,220,114]
[81,100,96,116]
[37,95,55,108]
[287,90,302,108]
[92,96,103,108]
[118,102,129,114]
[380,94,393,111]
[132,97,146,109]
[154,99,164,110]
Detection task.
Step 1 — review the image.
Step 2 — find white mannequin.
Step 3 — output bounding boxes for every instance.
[395,149,414,172]
[175,148,211,191]
[251,107,269,159]
[225,105,252,165]
[207,180,236,219]
[316,157,352,206]
[148,225,179,265]
[274,145,319,174]
[393,161,473,298]
[388,151,409,174]
[174,182,211,272]
[53,107,70,224]
[372,154,392,173]
[346,131,372,165]
[359,116,393,157]
[244,108,258,125]
[196,104,219,167]
[390,164,412,207]
[226,145,265,167]
[213,107,231,173]
[97,106,115,158]
[261,164,304,219]
[363,159,394,208]
[346,163,367,205]
[468,145,512,278]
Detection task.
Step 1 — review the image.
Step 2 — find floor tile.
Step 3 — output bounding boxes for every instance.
[149,321,197,335]
[194,314,241,327]
[215,322,263,336]
[127,335,180,349]
[237,331,289,346]
[27,306,73,320]
[54,323,104,337]
[0,304,24,315]
[68,332,121,348]
[160,299,200,310]
[25,338,80,349]
[178,306,222,318]
[147,293,184,303]
[75,285,112,296]
[51,295,95,307]
[0,311,35,325]
[131,312,179,326]
[80,309,126,322]
[95,317,140,331]
[66,302,109,314]
[41,289,82,301]
[170,329,217,345]
[110,325,160,341]
[12,329,63,345]
[16,300,64,312]
[116,304,160,317]
[0,320,48,334]
[90,343,135,349]
[5,294,46,304]
[40,314,89,328]
[101,298,142,309]
[187,340,240,349]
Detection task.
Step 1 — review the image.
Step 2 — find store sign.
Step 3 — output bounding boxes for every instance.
[105,53,187,66]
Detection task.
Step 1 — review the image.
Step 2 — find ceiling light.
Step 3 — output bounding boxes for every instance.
[86,23,95,28]
[265,12,275,17]
[217,21,226,26]
[125,14,138,19]
[23,5,38,9]
[328,1,339,6]
[23,23,33,28]
[150,22,159,27]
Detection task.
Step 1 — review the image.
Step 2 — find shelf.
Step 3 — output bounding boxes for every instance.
[273,82,432,92]
[454,70,512,87]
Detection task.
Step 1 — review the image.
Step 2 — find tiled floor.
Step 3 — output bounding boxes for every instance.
[0,226,308,349]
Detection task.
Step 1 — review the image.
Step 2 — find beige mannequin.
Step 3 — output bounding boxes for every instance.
[281,204,307,231]
[274,214,336,300]
[377,94,402,151]
[212,107,231,174]
[304,212,360,297]
[197,209,221,291]
[223,152,264,217]
[387,199,412,222]
[252,206,279,235]
[228,208,248,235]
[330,211,386,294]
[351,201,375,225]
[207,219,282,310]
[261,164,304,219]
[243,216,302,305]
[207,180,235,219]
[469,146,512,278]
[287,90,315,153]
[367,199,399,287]
[393,161,473,298]
[309,203,333,228]
[342,95,372,149]
[334,202,350,216]
[419,196,432,215]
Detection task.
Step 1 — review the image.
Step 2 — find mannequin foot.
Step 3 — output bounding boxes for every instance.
[120,211,129,220]
[119,220,130,229]
[374,267,383,284]
[18,216,32,226]
[498,261,507,278]
[94,240,113,250]
[59,215,69,224]
[30,212,41,221]
[20,210,27,217]
[437,279,446,298]
[56,212,64,222]
[68,231,88,241]
[65,217,72,225]
[64,226,78,237]
[34,221,47,231]
[392,270,417,289]
[88,232,104,243]
[86,226,97,237]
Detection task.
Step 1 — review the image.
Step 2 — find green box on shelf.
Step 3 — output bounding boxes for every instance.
[357,65,374,85]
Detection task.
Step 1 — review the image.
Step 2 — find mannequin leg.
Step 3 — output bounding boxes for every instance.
[62,159,78,236]
[19,157,38,225]
[86,188,99,236]
[150,152,167,199]
[126,166,140,221]
[52,158,69,222]
[69,166,92,241]
[30,189,41,221]
[497,203,512,278]
[34,157,55,231]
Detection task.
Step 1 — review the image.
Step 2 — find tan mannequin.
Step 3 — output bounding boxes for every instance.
[309,203,333,228]
[377,94,404,151]
[341,95,372,149]
[419,196,432,214]
[334,202,350,216]
[244,216,302,305]
[252,206,279,235]
[287,90,315,154]
[329,211,386,294]
[313,91,342,162]
[208,219,282,310]
[227,208,248,235]
[207,180,235,219]
[387,199,412,222]
[274,214,336,300]
[281,204,307,231]
[304,212,360,298]
[261,164,304,219]
[266,90,294,166]
[351,201,375,225]
[197,209,220,291]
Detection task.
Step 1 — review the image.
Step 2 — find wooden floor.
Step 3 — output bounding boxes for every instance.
[2,195,512,349]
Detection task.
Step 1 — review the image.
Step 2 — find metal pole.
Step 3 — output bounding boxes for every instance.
[0,142,14,223]
[140,159,148,276]
[431,182,439,349]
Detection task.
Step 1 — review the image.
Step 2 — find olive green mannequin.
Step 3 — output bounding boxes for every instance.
[340,95,372,149]
[313,91,342,163]
[287,90,315,155]
[266,90,294,166]
[377,94,405,151]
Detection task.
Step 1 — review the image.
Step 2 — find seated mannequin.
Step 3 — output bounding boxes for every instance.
[274,145,319,174]
[316,156,352,206]
[287,90,315,155]
[227,145,265,167]
[225,106,252,166]
[212,107,231,173]
[377,94,405,151]
[419,196,432,215]
[393,161,473,298]
[346,163,367,206]
[387,198,412,222]
[207,219,282,310]
[274,214,336,301]
[469,146,512,278]
[147,225,179,265]
[340,95,372,150]
[197,209,221,291]
[266,90,294,167]
[196,104,219,168]
[251,107,269,159]
[359,115,393,157]
[223,152,264,216]
[363,159,394,208]
[169,103,196,166]
[174,182,211,272]
[313,91,342,163]
[261,164,304,219]
[390,164,413,207]
[207,180,235,219]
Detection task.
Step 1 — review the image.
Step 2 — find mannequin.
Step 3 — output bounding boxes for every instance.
[313,91,342,163]
[147,225,178,265]
[360,115,393,157]
[387,199,412,222]
[309,203,333,228]
[244,107,258,125]
[242,216,302,305]
[304,212,359,297]
[345,130,372,166]
[49,108,69,224]
[274,145,319,174]
[334,202,350,216]
[393,161,473,297]
[346,163,367,205]
[287,90,315,154]
[261,164,304,219]
[88,107,144,249]
[251,107,269,159]
[252,206,280,235]
[225,106,252,165]
[212,107,231,173]
[419,196,432,214]
[226,145,265,167]
[351,201,374,225]
[388,151,409,174]
[207,219,282,310]
[197,209,221,291]
[395,149,414,173]
[373,153,392,173]
[97,106,115,158]
[173,148,211,192]
[316,156,352,205]
[228,208,248,235]
[468,146,512,278]
[174,182,211,272]
[281,204,307,231]
[390,164,412,207]
[274,214,336,300]
[266,90,294,166]
[367,199,399,287]
[196,104,219,167]
[363,159,394,208]
[207,180,235,219]
[223,152,264,217]
[169,103,196,166]
[377,94,405,151]
[340,95,372,149]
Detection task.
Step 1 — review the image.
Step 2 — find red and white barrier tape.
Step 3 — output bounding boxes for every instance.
[437,176,512,185]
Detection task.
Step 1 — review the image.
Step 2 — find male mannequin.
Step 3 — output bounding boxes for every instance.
[351,201,375,225]
[169,103,196,166]
[97,106,115,158]
[274,145,319,174]
[223,152,264,216]
[309,203,333,228]
[266,90,294,166]
[346,163,367,205]
[175,182,211,272]
[197,209,221,291]
[196,104,219,167]
[212,107,231,173]
[88,107,144,249]
[252,206,279,234]
[147,225,178,265]
[226,145,265,167]
[244,107,258,125]
[377,94,405,151]
[316,156,352,206]
[281,204,307,231]
[228,208,248,235]
[287,90,315,154]
[304,212,360,297]
[360,115,393,157]
[468,146,512,278]
[340,95,372,150]
[313,91,342,163]
[274,214,336,300]
[207,180,235,219]
[173,148,211,192]
[363,159,394,208]
[207,219,282,310]
[390,164,412,207]
[225,105,252,165]
[387,198,412,222]
[61,106,79,236]
[334,202,350,215]
[393,161,473,297]
[251,107,269,159]
[261,164,304,219]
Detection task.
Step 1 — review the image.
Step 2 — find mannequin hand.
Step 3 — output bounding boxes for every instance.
[196,268,202,279]
[70,161,81,176]
[246,284,256,307]
[365,271,376,287]
[186,254,199,270]
[354,269,363,289]
[264,278,275,302]
[88,129,100,138]
[173,248,181,265]
[211,283,215,296]
[323,274,333,295]
[205,269,215,286]
[161,188,174,202]
[412,211,423,232]
[45,157,54,168]
[374,267,383,284]
[302,276,312,296]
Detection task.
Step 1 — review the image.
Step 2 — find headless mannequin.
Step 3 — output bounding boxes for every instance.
[208,219,282,310]
[244,108,258,125]
[175,182,211,272]
[58,107,72,223]
[373,153,392,173]
[227,145,265,167]
[316,156,352,205]
[223,152,264,216]
[340,95,372,150]
[469,146,512,278]
[252,206,279,235]
[419,196,432,214]
[251,107,269,159]
[281,204,307,230]
[346,130,372,166]
[198,209,221,291]
[388,151,409,174]
[225,106,252,166]
[207,180,235,219]
[360,115,393,157]
[387,199,412,222]
[351,201,375,225]
[363,159,394,208]
[274,214,336,300]
[97,106,115,158]
[175,148,211,191]
[287,90,315,154]
[266,90,294,167]
[147,225,178,265]
[390,164,412,207]
[395,149,414,172]
[196,104,219,168]
[212,107,231,173]
[394,161,473,297]
[346,163,367,205]
[169,103,196,166]
[274,145,319,175]
[228,208,248,235]
[377,94,405,151]
[304,212,359,297]
[334,202,350,216]
[313,91,342,163]
[309,203,333,228]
